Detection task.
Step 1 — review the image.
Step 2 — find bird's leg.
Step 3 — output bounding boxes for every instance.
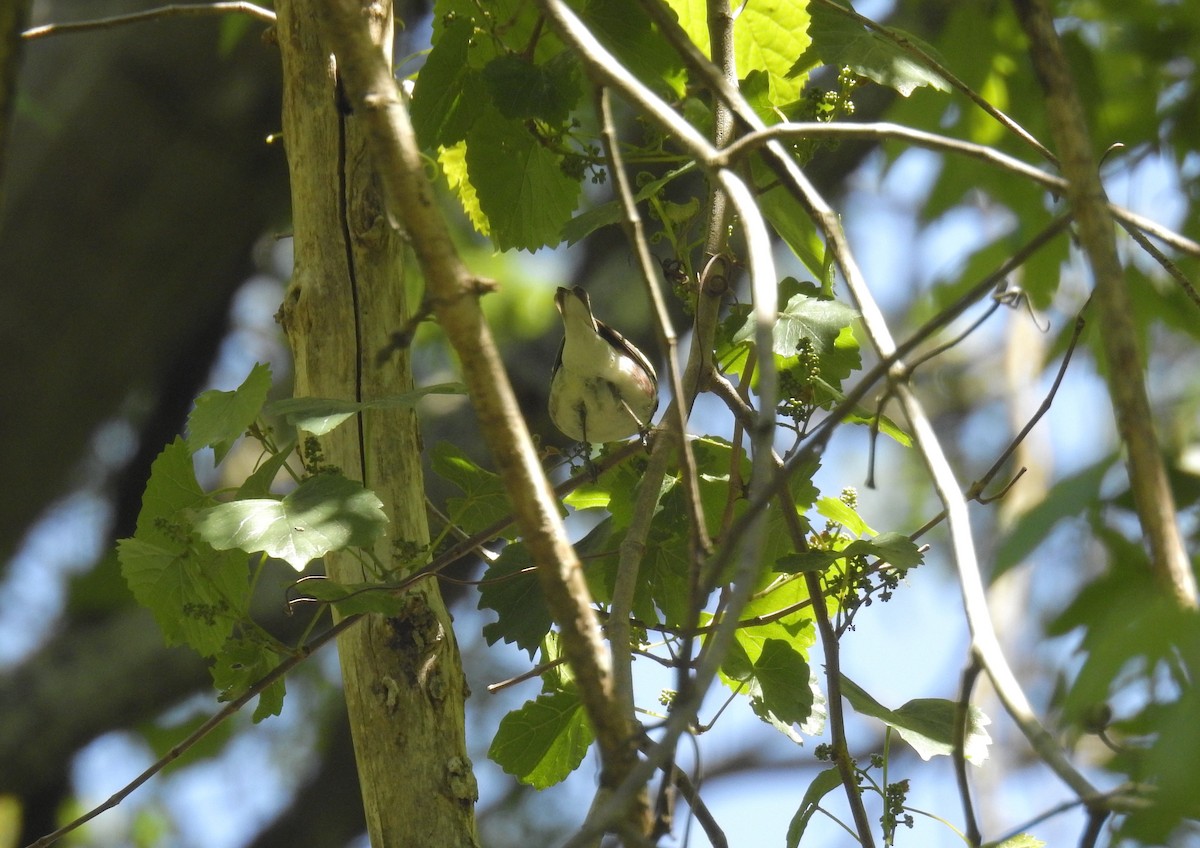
[577,405,599,481]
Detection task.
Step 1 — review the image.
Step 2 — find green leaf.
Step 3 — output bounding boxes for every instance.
[994,835,1046,848]
[235,442,297,499]
[815,496,873,537]
[840,676,992,763]
[483,52,579,124]
[411,16,483,148]
[581,0,687,98]
[193,473,388,571]
[267,384,466,436]
[489,688,595,789]
[133,438,208,545]
[466,107,581,251]
[842,532,923,569]
[120,438,249,656]
[186,363,272,463]
[666,0,811,107]
[736,292,858,357]
[790,2,950,97]
[211,636,287,722]
[119,537,247,657]
[736,0,812,106]
[478,545,552,657]
[786,767,843,848]
[751,638,815,728]
[431,441,517,538]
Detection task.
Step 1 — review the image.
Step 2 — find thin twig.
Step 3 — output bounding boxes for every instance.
[21,2,275,39]
[23,613,358,848]
[1116,217,1200,312]
[954,658,984,847]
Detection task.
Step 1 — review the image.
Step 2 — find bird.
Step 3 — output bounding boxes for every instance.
[548,286,659,445]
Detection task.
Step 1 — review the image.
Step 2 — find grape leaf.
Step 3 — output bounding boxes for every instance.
[466,107,581,251]
[193,473,387,571]
[431,441,518,538]
[478,544,551,657]
[489,688,595,789]
[786,767,843,848]
[789,2,950,97]
[841,675,992,763]
[751,638,816,728]
[186,363,272,463]
[119,537,247,657]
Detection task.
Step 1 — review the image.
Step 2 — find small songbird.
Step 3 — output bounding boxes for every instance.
[548,286,659,445]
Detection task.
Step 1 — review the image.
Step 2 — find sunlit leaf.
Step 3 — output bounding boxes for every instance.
[489,688,595,789]
[186,363,272,463]
[841,676,992,763]
[193,473,387,571]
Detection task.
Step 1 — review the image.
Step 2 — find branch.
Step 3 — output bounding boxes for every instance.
[317,0,648,835]
[1011,0,1197,609]
[23,613,360,848]
[21,2,275,39]
[641,0,1106,803]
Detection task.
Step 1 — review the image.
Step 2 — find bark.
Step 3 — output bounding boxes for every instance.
[1012,0,1198,608]
[274,2,477,845]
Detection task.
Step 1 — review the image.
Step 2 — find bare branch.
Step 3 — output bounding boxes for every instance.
[318,0,649,835]
[1012,0,1197,608]
[21,2,275,39]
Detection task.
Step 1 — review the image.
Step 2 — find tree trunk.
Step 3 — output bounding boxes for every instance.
[274,2,478,844]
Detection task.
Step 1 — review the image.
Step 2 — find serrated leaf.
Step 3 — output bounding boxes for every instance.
[186,363,272,463]
[786,767,843,848]
[736,0,811,105]
[119,537,247,657]
[211,636,286,722]
[841,676,992,763]
[736,293,858,357]
[193,473,388,571]
[431,441,517,538]
[483,52,579,123]
[466,108,581,251]
[411,16,482,148]
[666,0,811,107]
[267,384,465,436]
[478,545,551,657]
[751,638,815,727]
[134,438,208,545]
[489,689,595,789]
[582,0,686,98]
[439,141,489,236]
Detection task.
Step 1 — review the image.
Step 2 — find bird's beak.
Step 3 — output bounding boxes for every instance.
[555,286,596,332]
